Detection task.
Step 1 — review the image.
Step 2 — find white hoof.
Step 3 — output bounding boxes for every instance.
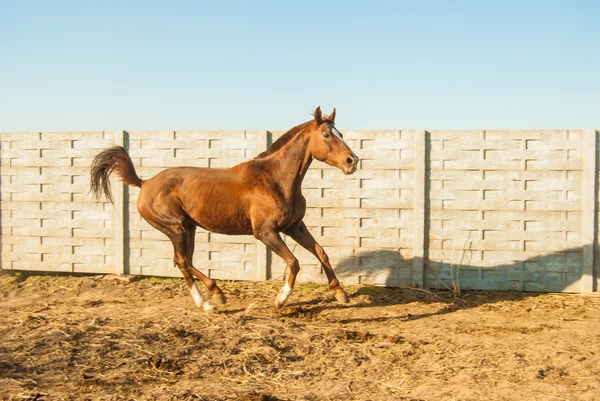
[275,295,287,309]
[275,283,292,309]
[190,284,207,308]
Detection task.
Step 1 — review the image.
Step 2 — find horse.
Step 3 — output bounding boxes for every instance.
[90,106,359,311]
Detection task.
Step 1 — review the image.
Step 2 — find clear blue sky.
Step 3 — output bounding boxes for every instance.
[1,0,598,131]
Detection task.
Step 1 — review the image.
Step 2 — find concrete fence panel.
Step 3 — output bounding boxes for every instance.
[1,129,598,292]
[1,131,116,274]
[427,130,586,292]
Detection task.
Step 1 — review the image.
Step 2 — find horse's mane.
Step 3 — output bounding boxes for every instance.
[254,120,313,159]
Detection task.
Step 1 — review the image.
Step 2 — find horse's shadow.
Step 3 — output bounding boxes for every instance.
[290,285,533,324]
[288,247,586,323]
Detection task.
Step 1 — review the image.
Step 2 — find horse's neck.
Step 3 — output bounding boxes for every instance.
[265,131,312,200]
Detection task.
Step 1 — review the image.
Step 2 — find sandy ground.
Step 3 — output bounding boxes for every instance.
[1,272,599,401]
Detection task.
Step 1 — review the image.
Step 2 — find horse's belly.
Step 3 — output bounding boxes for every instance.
[189,209,253,236]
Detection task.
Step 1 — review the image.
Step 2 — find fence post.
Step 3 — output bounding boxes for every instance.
[596,130,600,292]
[581,129,597,292]
[113,130,126,275]
[413,130,426,287]
[255,130,270,280]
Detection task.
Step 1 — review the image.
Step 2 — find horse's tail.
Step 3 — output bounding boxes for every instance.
[90,146,143,203]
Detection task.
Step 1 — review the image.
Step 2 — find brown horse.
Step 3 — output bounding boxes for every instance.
[91,107,359,310]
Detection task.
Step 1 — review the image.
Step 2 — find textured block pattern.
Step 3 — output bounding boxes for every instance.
[427,130,584,292]
[1,129,598,293]
[1,132,115,273]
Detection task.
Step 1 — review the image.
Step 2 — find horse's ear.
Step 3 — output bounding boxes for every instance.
[313,106,323,124]
[328,108,336,123]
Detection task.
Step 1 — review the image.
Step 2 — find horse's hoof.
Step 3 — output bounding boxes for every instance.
[202,301,216,312]
[275,297,287,309]
[335,291,350,304]
[213,292,227,305]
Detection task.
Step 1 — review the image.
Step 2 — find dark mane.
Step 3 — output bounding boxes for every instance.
[254,120,312,159]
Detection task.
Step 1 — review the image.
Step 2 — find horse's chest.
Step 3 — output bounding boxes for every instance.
[275,196,306,231]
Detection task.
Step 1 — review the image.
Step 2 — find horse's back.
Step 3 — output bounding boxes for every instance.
[137,166,254,235]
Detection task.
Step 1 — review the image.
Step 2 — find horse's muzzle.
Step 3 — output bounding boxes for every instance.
[342,154,359,175]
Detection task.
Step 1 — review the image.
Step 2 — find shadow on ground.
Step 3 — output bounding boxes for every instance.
[287,246,590,323]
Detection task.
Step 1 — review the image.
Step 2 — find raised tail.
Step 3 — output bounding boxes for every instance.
[90,146,143,203]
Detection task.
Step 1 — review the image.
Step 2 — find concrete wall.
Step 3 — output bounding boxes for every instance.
[427,130,587,292]
[1,131,115,274]
[1,129,598,292]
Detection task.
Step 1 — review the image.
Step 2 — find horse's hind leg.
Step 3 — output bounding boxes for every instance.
[144,216,215,311]
[184,225,227,304]
[167,226,215,311]
[178,257,212,311]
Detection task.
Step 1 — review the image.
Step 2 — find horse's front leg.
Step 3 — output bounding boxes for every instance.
[255,229,300,308]
[284,221,349,303]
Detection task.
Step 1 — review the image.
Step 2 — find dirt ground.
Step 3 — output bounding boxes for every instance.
[1,273,599,401]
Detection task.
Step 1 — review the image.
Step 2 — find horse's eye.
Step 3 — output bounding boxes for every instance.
[323,133,330,138]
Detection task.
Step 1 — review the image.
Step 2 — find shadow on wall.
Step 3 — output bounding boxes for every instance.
[281,246,590,324]
[333,247,587,294]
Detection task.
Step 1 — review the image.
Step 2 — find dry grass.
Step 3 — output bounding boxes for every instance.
[1,272,599,400]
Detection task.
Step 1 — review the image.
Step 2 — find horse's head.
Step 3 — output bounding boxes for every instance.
[309,106,359,175]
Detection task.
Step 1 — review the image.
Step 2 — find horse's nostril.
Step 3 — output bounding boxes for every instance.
[346,157,353,165]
